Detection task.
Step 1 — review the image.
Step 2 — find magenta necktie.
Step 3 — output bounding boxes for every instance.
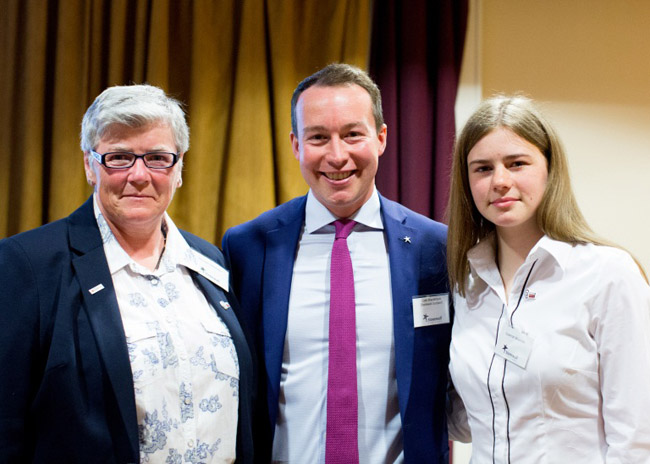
[326,219,359,464]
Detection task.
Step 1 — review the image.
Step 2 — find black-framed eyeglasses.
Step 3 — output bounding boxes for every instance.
[90,150,179,169]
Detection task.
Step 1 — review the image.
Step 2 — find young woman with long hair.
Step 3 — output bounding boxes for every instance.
[446,95,650,463]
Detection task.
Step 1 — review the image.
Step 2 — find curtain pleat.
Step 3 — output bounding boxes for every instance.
[370,0,468,222]
[2,0,48,233]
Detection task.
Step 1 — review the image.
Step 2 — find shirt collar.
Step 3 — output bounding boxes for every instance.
[93,193,194,276]
[527,235,573,274]
[304,187,384,234]
[93,195,131,274]
[467,233,573,284]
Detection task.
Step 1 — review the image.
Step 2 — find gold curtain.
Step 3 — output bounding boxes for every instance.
[0,0,371,242]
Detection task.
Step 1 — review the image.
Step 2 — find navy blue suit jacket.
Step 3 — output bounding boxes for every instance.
[222,194,451,463]
[0,197,254,463]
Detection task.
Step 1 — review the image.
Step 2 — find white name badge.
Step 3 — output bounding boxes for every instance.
[412,293,450,328]
[494,325,533,369]
[191,251,230,292]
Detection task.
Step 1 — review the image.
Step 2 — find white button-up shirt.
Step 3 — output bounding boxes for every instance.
[272,189,403,463]
[95,198,239,464]
[449,234,650,463]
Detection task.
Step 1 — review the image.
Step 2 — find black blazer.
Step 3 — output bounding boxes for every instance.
[0,197,254,463]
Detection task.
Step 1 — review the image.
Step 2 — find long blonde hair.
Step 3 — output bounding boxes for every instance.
[446,95,646,296]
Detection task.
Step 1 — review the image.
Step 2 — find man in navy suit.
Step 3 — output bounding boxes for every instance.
[222,64,450,463]
[0,84,254,463]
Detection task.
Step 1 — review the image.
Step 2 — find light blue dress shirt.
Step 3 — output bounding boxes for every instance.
[272,188,404,463]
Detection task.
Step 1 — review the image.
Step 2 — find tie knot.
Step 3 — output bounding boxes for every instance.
[334,219,356,240]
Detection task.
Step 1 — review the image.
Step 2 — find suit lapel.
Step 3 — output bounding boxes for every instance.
[262,200,305,423]
[380,195,420,414]
[68,198,139,457]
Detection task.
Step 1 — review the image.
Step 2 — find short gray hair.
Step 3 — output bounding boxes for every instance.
[80,84,189,153]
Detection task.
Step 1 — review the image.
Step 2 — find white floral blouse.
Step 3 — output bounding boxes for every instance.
[95,199,239,464]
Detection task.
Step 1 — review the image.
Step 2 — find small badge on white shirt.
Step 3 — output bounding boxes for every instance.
[525,289,537,300]
[495,325,533,369]
[412,293,450,327]
[188,250,230,292]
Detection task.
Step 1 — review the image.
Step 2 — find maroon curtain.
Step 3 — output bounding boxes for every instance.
[370,0,468,223]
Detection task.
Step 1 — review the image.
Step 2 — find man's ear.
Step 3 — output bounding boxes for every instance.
[377,124,388,157]
[290,132,301,160]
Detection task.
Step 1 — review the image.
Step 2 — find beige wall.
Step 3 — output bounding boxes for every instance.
[453,1,650,462]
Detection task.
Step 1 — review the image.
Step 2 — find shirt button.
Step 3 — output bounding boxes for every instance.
[188,439,195,448]
[184,397,191,405]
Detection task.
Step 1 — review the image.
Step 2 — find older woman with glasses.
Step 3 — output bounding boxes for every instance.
[0,84,254,463]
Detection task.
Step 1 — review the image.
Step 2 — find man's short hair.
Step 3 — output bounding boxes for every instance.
[290,63,384,135]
